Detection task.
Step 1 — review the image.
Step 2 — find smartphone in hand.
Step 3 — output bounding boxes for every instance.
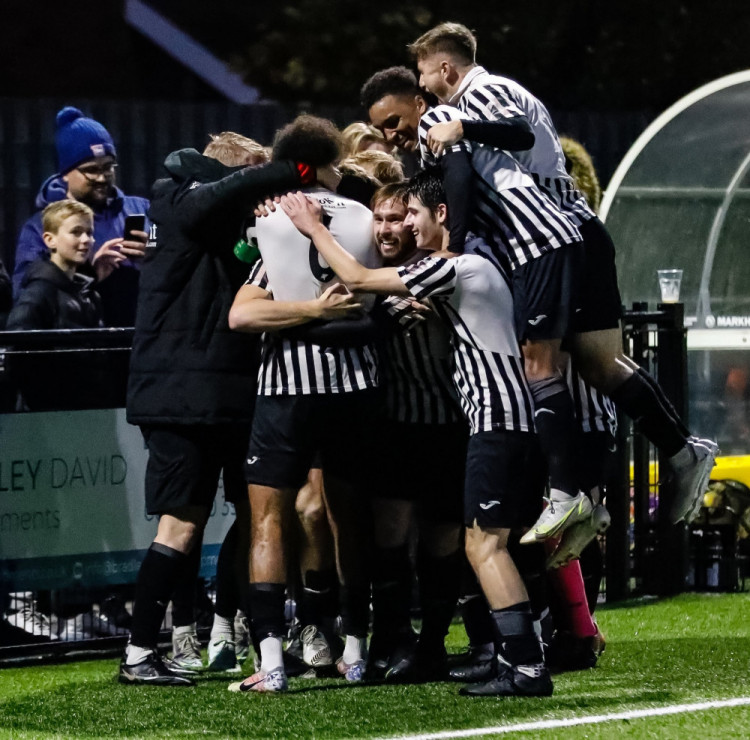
[123,214,146,241]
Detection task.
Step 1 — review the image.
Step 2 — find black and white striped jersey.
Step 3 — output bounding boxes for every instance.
[450,66,594,226]
[397,253,534,435]
[245,259,378,396]
[566,362,618,436]
[418,106,581,270]
[378,295,462,425]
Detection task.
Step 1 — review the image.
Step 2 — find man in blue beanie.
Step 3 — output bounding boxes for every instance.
[13,106,149,326]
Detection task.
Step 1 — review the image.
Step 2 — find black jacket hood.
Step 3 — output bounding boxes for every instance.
[149,149,249,224]
[162,148,244,184]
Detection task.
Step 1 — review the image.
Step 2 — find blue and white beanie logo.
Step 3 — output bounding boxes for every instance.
[90,143,106,157]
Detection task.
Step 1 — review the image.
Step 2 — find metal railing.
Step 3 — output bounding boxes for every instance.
[0,317,743,661]
[605,302,748,600]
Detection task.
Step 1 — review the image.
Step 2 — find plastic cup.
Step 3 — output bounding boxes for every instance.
[657,269,683,303]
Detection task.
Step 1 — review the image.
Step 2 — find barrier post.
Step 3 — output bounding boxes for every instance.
[655,302,690,595]
[608,302,690,599]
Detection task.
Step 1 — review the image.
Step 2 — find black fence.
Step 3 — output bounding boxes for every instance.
[0,329,133,661]
[2,311,745,662]
[605,303,750,601]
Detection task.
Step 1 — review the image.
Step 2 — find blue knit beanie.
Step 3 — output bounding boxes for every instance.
[55,106,117,174]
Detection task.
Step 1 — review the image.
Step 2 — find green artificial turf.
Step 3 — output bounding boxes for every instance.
[1,593,749,739]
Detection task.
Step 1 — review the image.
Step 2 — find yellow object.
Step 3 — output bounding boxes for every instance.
[703,488,723,509]
[710,455,750,488]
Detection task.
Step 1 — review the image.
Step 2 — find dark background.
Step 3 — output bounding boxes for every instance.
[2,1,749,271]
[5,1,749,110]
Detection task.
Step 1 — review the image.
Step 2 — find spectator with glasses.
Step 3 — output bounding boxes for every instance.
[13,107,150,326]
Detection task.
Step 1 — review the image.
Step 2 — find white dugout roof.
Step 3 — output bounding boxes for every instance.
[601,70,750,349]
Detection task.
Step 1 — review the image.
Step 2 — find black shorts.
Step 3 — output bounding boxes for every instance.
[141,423,250,516]
[572,217,623,333]
[512,242,584,342]
[245,391,379,490]
[369,420,468,524]
[464,430,546,528]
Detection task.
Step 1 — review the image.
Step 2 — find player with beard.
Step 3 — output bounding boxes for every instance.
[280,170,552,697]
[365,182,468,682]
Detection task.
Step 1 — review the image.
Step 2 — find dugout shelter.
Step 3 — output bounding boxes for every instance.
[602,70,750,457]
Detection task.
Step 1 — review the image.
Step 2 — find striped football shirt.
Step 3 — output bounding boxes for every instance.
[418,105,581,270]
[450,66,594,226]
[397,252,534,435]
[245,258,378,396]
[378,294,462,424]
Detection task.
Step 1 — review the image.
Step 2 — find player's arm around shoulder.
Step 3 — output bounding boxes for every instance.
[228,281,363,333]
[174,160,301,230]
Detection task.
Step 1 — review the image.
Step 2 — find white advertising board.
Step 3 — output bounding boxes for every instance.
[0,409,235,590]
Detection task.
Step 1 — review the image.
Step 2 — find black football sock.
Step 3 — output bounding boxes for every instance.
[371,543,412,642]
[508,534,548,622]
[130,542,187,648]
[214,521,239,621]
[298,567,339,632]
[490,601,544,667]
[339,584,371,638]
[417,548,461,650]
[528,376,582,496]
[578,539,604,615]
[610,372,687,456]
[459,561,494,647]
[170,544,200,628]
[248,583,287,643]
[636,366,692,437]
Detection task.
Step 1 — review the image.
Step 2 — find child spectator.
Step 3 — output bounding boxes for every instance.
[7,200,115,330]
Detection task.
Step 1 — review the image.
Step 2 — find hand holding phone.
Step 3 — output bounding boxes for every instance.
[122,214,147,259]
[124,214,146,241]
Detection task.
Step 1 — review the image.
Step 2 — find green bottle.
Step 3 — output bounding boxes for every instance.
[234,236,260,265]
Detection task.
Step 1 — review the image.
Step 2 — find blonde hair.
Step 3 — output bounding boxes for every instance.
[408,22,477,64]
[341,122,390,158]
[203,131,270,166]
[560,137,602,213]
[342,150,405,185]
[337,159,382,190]
[42,199,94,234]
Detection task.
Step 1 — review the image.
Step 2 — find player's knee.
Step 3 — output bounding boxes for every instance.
[577,354,631,394]
[295,494,327,531]
[155,517,202,554]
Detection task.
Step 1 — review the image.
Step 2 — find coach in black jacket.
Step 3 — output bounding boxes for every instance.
[121,145,314,685]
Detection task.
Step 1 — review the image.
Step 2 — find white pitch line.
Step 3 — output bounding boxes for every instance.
[375,697,750,740]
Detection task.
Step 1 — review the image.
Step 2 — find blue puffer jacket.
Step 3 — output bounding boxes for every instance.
[13,174,150,326]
